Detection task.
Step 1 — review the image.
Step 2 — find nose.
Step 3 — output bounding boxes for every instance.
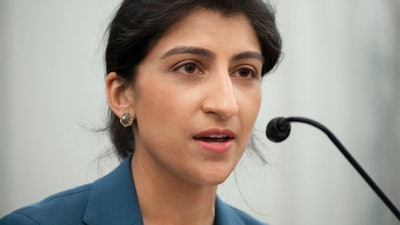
[201,72,239,120]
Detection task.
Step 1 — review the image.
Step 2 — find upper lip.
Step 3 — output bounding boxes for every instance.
[193,128,235,139]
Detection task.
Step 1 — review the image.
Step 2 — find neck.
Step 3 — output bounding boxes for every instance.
[131,152,217,225]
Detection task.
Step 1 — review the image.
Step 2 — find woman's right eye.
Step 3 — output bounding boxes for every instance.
[175,62,202,75]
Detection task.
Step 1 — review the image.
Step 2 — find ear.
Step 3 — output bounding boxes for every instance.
[106,72,135,118]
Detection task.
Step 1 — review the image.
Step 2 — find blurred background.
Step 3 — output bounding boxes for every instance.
[1,0,399,224]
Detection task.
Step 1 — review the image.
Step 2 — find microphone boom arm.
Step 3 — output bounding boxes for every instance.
[268,116,400,221]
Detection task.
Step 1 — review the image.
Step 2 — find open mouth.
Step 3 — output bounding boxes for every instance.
[193,129,235,152]
[193,134,234,144]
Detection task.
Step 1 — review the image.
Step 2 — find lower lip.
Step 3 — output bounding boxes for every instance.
[194,139,234,153]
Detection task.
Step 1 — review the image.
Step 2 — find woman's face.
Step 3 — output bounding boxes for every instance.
[131,9,263,186]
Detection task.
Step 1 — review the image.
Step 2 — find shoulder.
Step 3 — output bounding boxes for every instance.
[0,157,136,225]
[215,197,268,225]
[0,184,91,225]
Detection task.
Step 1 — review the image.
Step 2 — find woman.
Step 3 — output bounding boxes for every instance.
[0,0,281,224]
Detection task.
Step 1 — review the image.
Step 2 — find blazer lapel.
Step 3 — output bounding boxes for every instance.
[83,156,144,225]
[214,196,246,225]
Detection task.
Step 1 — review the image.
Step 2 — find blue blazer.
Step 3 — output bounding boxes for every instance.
[0,157,268,225]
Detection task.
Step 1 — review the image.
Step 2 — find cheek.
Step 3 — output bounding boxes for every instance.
[135,83,192,132]
[239,88,262,125]
[236,88,261,146]
[137,87,172,121]
[134,86,178,151]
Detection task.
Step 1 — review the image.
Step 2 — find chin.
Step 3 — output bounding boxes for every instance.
[194,167,234,186]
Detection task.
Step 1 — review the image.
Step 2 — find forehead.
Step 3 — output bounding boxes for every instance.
[169,8,250,29]
[148,8,261,57]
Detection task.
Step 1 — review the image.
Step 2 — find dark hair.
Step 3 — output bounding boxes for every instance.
[105,0,282,160]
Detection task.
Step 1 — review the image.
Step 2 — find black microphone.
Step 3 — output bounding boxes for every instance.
[266,116,400,221]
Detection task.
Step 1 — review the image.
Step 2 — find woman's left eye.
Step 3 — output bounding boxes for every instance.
[232,67,258,79]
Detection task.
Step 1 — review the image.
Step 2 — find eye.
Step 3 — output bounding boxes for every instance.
[238,68,252,77]
[175,62,201,75]
[232,66,259,79]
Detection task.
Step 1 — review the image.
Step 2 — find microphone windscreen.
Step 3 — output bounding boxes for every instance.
[266,117,291,142]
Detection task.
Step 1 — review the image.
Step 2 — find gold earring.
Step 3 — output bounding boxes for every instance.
[120,112,134,127]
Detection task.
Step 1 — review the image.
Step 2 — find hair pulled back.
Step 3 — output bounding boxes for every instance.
[105,0,282,160]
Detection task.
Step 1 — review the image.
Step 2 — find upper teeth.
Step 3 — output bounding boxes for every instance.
[206,134,227,138]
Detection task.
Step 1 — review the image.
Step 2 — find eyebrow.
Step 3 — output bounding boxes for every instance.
[161,46,263,63]
[231,51,264,63]
[161,47,215,59]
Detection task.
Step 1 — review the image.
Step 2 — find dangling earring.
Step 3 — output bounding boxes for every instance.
[120,112,134,127]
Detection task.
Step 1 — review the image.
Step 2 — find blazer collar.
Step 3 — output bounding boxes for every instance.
[83,156,143,225]
[82,155,245,225]
[214,196,246,225]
